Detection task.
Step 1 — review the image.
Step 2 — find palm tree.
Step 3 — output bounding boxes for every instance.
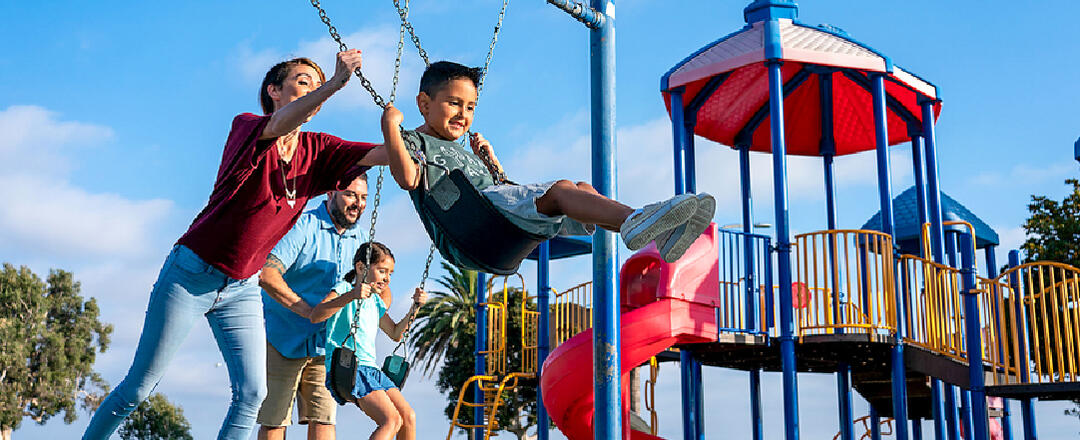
[408,262,476,376]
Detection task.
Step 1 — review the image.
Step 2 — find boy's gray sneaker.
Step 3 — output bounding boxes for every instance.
[654,193,716,263]
[620,193,699,251]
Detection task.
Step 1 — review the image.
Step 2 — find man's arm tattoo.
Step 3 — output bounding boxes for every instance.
[263,254,286,275]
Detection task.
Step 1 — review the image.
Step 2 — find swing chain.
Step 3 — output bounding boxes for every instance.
[477,0,510,97]
[388,2,408,105]
[309,0,388,109]
[391,0,430,66]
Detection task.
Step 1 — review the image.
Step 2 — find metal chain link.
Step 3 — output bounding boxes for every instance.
[388,2,408,105]
[309,0,388,109]
[466,0,512,185]
[391,0,430,66]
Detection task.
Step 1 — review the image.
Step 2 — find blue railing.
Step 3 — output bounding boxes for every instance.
[717,228,774,335]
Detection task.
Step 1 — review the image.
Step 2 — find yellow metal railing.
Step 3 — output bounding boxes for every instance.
[793,229,897,338]
[521,288,544,375]
[552,281,593,350]
[978,276,1023,385]
[446,375,500,439]
[996,261,1080,385]
[899,254,966,361]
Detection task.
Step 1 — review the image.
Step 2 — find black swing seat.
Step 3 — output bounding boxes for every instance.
[411,168,547,275]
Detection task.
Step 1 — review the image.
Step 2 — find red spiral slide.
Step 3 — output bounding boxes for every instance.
[540,225,722,440]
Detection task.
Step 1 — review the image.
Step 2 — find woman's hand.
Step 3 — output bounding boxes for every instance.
[330,49,363,88]
[382,104,404,132]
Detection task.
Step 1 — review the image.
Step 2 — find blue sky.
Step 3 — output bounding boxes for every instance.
[2,0,1078,439]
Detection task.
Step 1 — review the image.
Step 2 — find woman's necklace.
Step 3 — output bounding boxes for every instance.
[279,132,298,208]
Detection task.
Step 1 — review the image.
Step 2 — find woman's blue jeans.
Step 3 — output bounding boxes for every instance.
[83,245,267,439]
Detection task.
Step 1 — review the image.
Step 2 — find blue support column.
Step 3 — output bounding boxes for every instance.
[961,390,974,440]
[871,72,909,440]
[920,101,945,265]
[670,88,687,195]
[589,1,621,438]
[681,350,699,440]
[536,242,551,440]
[684,122,697,194]
[919,100,950,440]
[740,144,765,440]
[984,245,1012,440]
[766,57,800,440]
[946,385,959,440]
[871,406,882,440]
[913,419,924,440]
[960,234,990,440]
[1007,251,1038,440]
[474,272,489,439]
[931,379,947,440]
[911,135,929,240]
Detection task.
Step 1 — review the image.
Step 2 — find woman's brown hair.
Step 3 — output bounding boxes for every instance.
[259,57,326,114]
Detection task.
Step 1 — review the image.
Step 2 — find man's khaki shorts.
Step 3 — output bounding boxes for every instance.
[256,342,337,426]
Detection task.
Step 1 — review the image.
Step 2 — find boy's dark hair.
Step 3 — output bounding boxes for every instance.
[344,241,395,283]
[260,58,326,115]
[419,61,483,96]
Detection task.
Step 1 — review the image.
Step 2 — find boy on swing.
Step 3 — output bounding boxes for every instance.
[381,61,714,263]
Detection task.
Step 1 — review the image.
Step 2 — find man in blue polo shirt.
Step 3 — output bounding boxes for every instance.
[255,174,368,440]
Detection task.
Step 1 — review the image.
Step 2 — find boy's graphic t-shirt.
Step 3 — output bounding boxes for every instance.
[324,280,387,371]
[402,130,494,191]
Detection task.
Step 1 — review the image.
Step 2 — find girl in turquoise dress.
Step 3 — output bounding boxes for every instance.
[310,242,427,440]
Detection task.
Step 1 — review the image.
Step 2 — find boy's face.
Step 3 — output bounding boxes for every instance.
[417,78,477,141]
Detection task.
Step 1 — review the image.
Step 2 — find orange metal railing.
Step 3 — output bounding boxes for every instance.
[793,229,897,339]
[552,281,593,350]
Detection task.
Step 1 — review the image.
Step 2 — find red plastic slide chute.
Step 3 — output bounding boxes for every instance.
[540,224,722,440]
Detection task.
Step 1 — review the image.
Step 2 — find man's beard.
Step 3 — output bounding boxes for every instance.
[330,203,358,229]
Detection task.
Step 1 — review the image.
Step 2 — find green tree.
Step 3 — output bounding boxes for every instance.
[409,263,540,440]
[0,264,112,440]
[1017,179,1080,424]
[117,393,193,440]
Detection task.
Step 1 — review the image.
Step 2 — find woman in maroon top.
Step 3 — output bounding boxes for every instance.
[83,50,387,440]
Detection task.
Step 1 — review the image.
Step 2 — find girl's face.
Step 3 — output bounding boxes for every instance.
[357,256,395,291]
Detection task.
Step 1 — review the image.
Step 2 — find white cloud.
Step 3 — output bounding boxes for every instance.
[0,105,173,260]
[0,105,114,175]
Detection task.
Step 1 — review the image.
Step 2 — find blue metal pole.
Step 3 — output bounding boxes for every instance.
[913,419,924,440]
[931,379,947,440]
[960,234,990,440]
[911,135,929,248]
[983,245,1012,440]
[920,101,945,265]
[824,152,854,440]
[870,406,882,440]
[685,123,697,194]
[536,242,551,440]
[945,385,959,440]
[474,272,488,438]
[694,358,704,439]
[740,144,765,440]
[943,233,962,440]
[1007,250,1038,440]
[670,88,687,195]
[871,72,910,440]
[680,350,698,440]
[589,1,620,438]
[961,390,974,440]
[766,57,801,440]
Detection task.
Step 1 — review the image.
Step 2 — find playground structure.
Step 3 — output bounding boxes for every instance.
[444,1,1080,440]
